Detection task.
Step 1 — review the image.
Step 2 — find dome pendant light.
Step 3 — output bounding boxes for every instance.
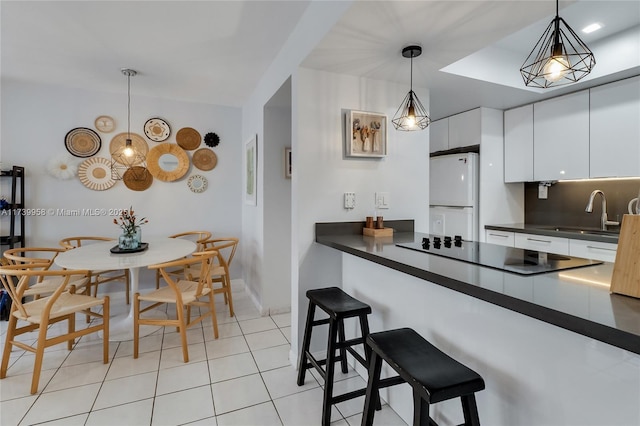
[392,45,430,131]
[111,68,148,181]
[520,0,595,88]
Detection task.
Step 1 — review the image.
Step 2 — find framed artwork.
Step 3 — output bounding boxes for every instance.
[345,110,387,158]
[284,147,292,179]
[245,135,257,205]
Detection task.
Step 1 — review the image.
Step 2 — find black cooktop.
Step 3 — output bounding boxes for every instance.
[397,236,603,275]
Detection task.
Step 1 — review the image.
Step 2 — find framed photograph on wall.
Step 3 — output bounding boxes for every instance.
[245,135,257,205]
[284,147,292,179]
[345,110,387,158]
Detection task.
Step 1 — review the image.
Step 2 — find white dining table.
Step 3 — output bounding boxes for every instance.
[55,237,196,341]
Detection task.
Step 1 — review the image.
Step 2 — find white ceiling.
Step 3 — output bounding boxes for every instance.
[0,1,311,107]
[2,1,639,120]
[304,0,640,118]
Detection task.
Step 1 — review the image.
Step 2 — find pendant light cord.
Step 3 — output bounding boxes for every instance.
[410,53,413,91]
[554,0,561,45]
[127,73,131,139]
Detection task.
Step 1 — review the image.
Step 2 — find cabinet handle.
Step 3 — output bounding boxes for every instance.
[527,238,551,244]
[489,233,509,238]
[586,246,616,252]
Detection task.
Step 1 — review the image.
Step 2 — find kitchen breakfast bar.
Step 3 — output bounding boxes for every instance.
[315,221,640,426]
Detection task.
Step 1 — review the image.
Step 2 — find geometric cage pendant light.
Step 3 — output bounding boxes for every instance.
[520,0,596,88]
[392,45,430,131]
[111,68,148,181]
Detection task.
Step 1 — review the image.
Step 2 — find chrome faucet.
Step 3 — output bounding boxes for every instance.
[585,190,620,230]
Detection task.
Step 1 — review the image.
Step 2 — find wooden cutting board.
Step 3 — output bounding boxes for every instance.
[610,214,640,298]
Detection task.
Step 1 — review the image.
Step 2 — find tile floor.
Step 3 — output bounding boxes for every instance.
[0,282,406,425]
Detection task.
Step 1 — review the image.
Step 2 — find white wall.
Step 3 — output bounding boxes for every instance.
[1,80,242,286]
[293,67,430,360]
[240,1,353,328]
[263,79,292,314]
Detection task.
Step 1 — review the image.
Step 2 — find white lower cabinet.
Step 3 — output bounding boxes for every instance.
[514,233,569,255]
[486,229,618,261]
[569,239,618,263]
[485,230,515,247]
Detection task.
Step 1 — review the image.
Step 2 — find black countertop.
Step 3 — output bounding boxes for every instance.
[316,222,640,355]
[485,223,619,243]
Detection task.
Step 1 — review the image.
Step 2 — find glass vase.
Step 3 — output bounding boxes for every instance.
[119,226,141,250]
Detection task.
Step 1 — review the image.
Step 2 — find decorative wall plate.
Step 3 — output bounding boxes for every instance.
[147,143,189,182]
[204,132,220,147]
[47,154,79,180]
[78,157,116,191]
[176,127,201,150]
[123,166,153,191]
[65,127,102,158]
[192,148,217,171]
[95,116,116,133]
[109,133,149,166]
[144,118,171,142]
[187,175,208,193]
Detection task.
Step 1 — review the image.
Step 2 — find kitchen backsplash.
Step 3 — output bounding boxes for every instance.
[524,179,640,229]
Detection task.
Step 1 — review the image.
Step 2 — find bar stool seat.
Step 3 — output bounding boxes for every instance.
[297,287,376,426]
[307,287,372,319]
[362,328,485,426]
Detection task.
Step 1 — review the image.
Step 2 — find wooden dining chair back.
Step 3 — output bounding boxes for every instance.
[154,231,212,289]
[0,264,109,394]
[58,236,131,304]
[169,231,212,251]
[188,237,238,317]
[138,250,219,362]
[58,236,114,250]
[2,247,88,298]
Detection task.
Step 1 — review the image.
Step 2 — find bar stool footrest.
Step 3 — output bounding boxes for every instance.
[330,387,367,404]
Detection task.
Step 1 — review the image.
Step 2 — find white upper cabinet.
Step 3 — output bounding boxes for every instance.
[590,76,640,178]
[429,108,484,153]
[429,118,449,153]
[533,91,590,181]
[504,104,534,182]
[449,108,481,149]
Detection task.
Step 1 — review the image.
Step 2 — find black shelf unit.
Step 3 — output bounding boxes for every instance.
[1,165,25,249]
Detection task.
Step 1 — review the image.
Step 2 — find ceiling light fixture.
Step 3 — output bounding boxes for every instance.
[520,0,595,88]
[582,23,602,34]
[392,45,430,131]
[111,68,148,180]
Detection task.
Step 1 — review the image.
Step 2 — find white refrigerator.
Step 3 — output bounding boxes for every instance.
[429,152,479,241]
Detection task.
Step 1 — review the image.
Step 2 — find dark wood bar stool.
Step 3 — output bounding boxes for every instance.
[297,287,376,426]
[361,328,485,426]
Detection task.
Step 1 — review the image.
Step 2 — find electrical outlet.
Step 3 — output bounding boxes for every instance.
[344,192,356,209]
[538,184,548,199]
[375,192,390,209]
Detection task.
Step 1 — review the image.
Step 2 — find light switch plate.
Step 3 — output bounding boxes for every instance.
[344,192,356,209]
